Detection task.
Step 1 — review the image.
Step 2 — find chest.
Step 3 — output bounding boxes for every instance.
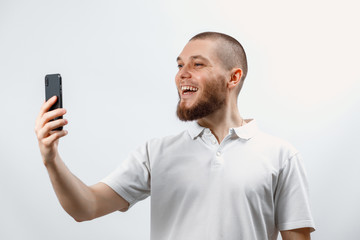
[151,141,280,202]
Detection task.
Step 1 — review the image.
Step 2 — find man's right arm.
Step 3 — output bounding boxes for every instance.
[35,96,129,222]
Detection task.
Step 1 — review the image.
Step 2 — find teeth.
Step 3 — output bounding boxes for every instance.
[181,86,198,91]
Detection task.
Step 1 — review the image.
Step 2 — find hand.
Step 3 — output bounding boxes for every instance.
[35,96,68,165]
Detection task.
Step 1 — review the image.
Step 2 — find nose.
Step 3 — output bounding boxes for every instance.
[178,64,191,80]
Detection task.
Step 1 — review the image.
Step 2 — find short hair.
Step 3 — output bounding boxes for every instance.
[190,32,248,81]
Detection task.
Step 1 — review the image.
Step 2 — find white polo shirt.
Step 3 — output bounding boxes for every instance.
[101,119,315,240]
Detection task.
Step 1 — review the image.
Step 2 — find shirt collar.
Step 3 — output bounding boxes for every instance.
[232,119,259,140]
[187,121,206,139]
[188,119,259,140]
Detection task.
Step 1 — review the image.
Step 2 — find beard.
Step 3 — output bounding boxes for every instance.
[176,78,227,121]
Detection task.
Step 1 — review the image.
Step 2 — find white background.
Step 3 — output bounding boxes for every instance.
[1,0,359,239]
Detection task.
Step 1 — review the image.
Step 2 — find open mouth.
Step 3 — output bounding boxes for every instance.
[181,85,198,95]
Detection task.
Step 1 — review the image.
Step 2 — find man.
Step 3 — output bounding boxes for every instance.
[35,32,315,239]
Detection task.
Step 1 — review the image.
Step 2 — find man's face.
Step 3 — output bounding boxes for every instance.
[175,39,228,121]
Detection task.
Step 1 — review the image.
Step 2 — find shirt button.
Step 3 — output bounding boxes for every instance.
[216,151,221,156]
[212,140,217,144]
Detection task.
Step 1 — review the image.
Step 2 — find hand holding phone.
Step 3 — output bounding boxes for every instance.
[35,74,68,164]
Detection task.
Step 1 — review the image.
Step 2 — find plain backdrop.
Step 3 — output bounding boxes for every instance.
[1,0,359,239]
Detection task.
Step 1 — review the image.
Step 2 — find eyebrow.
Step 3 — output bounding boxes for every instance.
[176,55,210,63]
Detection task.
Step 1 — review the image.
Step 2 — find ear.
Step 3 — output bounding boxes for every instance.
[227,68,242,89]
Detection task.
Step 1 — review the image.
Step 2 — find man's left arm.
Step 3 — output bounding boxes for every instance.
[275,152,315,236]
[281,228,311,240]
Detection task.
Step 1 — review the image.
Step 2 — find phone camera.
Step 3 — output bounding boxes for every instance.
[45,78,49,86]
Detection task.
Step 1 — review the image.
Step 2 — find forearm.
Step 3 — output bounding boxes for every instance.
[36,98,129,222]
[45,153,96,222]
[35,98,98,221]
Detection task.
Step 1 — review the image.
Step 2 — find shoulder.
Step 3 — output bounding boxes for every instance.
[249,127,299,168]
[240,119,298,159]
[256,131,298,156]
[147,129,190,147]
[141,129,191,156]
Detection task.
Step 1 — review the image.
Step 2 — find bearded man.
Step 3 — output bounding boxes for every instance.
[35,32,315,240]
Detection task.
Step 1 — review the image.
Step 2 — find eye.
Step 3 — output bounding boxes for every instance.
[194,63,204,67]
[177,64,183,69]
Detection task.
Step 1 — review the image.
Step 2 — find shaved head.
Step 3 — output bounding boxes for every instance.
[190,32,248,82]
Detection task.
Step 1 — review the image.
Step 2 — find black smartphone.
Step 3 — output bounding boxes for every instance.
[45,73,63,131]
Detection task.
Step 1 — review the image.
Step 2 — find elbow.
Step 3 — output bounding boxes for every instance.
[72,214,95,223]
[67,208,96,223]
[73,217,83,223]
[63,191,99,222]
[73,217,87,223]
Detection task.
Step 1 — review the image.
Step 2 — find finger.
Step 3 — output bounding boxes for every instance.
[41,129,68,147]
[38,108,67,129]
[37,118,68,140]
[41,95,58,114]
[36,107,66,133]
[35,96,58,125]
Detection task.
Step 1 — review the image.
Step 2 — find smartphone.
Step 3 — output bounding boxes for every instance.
[45,73,63,130]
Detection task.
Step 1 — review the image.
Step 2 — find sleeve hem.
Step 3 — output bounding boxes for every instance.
[99,180,137,210]
[278,220,316,232]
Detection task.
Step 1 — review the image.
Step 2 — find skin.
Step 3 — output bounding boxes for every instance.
[176,60,227,121]
[281,228,312,240]
[35,96,129,222]
[176,39,245,143]
[35,38,312,239]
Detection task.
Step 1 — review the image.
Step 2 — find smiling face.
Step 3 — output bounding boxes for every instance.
[175,39,229,121]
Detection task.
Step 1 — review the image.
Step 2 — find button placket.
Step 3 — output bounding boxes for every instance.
[204,128,233,169]
[211,137,218,145]
[203,129,218,147]
[211,135,231,169]
[210,146,223,168]
[212,153,223,169]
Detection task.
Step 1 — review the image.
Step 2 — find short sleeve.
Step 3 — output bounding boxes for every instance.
[274,152,316,232]
[100,142,151,211]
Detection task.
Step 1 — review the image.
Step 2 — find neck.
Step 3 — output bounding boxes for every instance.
[197,99,245,143]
